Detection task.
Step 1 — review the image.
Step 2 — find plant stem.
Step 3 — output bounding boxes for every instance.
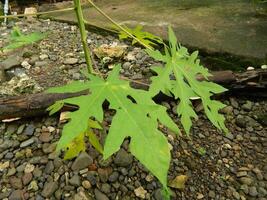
[86,0,153,50]
[74,0,94,74]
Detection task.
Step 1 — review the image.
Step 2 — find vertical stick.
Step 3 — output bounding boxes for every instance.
[4,0,9,24]
[73,0,94,74]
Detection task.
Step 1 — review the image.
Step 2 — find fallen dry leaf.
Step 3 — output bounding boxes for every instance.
[168,175,188,189]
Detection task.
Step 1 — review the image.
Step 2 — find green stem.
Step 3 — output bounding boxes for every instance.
[86,0,153,50]
[74,0,94,74]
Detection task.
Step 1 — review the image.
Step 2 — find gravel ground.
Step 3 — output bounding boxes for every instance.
[0,19,266,200]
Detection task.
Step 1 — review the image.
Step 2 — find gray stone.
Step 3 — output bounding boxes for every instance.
[208,190,216,198]
[101,183,111,194]
[9,177,23,189]
[64,58,78,65]
[232,191,240,199]
[69,175,81,187]
[230,98,239,108]
[258,187,267,197]
[41,181,58,198]
[44,161,54,174]
[0,55,21,70]
[122,62,131,70]
[132,74,143,80]
[225,132,234,140]
[239,177,253,185]
[154,189,164,200]
[35,61,48,67]
[249,186,258,197]
[236,115,246,128]
[220,106,233,115]
[242,101,253,111]
[20,138,35,148]
[23,124,35,136]
[74,191,93,200]
[114,149,133,167]
[9,190,24,200]
[109,171,119,182]
[94,189,109,200]
[71,152,93,171]
[236,171,248,177]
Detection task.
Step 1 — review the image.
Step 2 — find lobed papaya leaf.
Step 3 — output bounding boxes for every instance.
[146,26,228,135]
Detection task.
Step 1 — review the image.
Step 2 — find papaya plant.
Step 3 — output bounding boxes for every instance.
[47,26,227,200]
[45,1,229,199]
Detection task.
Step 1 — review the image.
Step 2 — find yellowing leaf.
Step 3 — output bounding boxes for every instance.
[168,175,188,189]
[64,133,85,160]
[64,119,103,159]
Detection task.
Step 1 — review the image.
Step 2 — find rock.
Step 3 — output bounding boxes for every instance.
[42,143,57,154]
[9,176,23,189]
[64,58,78,65]
[39,131,52,142]
[134,186,147,199]
[154,189,164,200]
[108,171,119,182]
[208,190,216,198]
[220,106,233,115]
[236,115,246,128]
[0,55,21,70]
[39,54,48,60]
[0,69,7,83]
[28,180,39,191]
[23,124,35,136]
[236,171,248,177]
[9,190,24,200]
[242,101,253,111]
[21,60,31,69]
[239,177,253,185]
[22,173,33,185]
[94,189,109,200]
[249,186,258,197]
[44,161,54,174]
[98,168,111,183]
[230,98,239,108]
[74,190,93,200]
[41,181,58,198]
[225,132,234,140]
[7,167,17,176]
[24,163,35,173]
[132,74,143,80]
[82,180,91,189]
[35,61,48,67]
[122,62,131,70]
[71,152,93,171]
[258,187,267,197]
[101,183,111,194]
[69,175,81,187]
[232,191,240,199]
[114,149,133,167]
[20,138,35,148]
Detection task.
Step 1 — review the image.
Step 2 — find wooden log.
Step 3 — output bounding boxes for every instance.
[0,69,266,121]
[0,90,88,120]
